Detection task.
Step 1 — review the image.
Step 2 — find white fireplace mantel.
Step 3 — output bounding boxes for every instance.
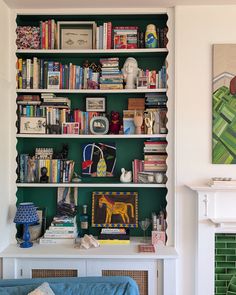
[187,185,236,295]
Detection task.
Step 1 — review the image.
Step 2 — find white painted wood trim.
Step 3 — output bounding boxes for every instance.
[16,183,167,188]
[16,134,167,139]
[163,259,176,295]
[16,48,168,54]
[16,88,167,94]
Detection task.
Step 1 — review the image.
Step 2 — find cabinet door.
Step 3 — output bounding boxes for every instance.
[87,258,157,295]
[17,258,86,279]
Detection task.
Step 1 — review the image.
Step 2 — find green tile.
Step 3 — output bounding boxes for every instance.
[217,249,236,255]
[216,242,227,249]
[215,280,227,287]
[227,269,236,274]
[216,256,227,262]
[216,286,228,293]
[217,235,236,242]
[227,256,236,261]
[226,243,236,249]
[216,267,226,274]
[216,274,233,281]
[216,262,236,268]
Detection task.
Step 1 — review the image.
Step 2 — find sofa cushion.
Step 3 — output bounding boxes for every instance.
[28,282,55,295]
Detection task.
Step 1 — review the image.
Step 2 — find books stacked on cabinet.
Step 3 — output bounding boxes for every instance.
[98,228,130,244]
[39,216,77,245]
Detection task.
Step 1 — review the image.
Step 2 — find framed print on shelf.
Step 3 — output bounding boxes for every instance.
[86,97,106,112]
[20,117,46,134]
[92,191,138,228]
[57,21,96,50]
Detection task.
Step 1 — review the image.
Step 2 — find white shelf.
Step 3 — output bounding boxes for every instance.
[16,88,167,94]
[1,238,177,260]
[188,185,236,192]
[209,218,236,226]
[16,48,168,54]
[16,134,167,139]
[17,183,166,188]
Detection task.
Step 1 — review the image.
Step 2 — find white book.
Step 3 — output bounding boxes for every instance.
[39,238,75,245]
[49,226,77,231]
[44,233,76,239]
[96,26,99,49]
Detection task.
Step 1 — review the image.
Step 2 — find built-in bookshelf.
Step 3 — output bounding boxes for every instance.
[15,12,171,240]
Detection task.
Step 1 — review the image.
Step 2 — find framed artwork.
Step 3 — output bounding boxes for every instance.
[92,191,138,228]
[57,187,78,217]
[47,71,60,89]
[212,44,236,163]
[90,116,109,135]
[86,97,106,112]
[57,21,96,50]
[20,117,46,134]
[82,142,116,177]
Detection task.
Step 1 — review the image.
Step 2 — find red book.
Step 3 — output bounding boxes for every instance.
[42,21,46,49]
[48,19,51,49]
[107,22,112,49]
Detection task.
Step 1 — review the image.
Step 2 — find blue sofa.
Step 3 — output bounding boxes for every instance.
[0,276,139,295]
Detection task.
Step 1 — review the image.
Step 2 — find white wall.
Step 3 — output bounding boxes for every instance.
[175,5,236,295]
[0,0,11,256]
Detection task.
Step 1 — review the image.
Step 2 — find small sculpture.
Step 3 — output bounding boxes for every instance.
[144,111,154,134]
[145,24,158,48]
[122,57,139,89]
[75,234,100,249]
[40,167,49,183]
[133,111,143,134]
[109,111,120,134]
[120,168,132,183]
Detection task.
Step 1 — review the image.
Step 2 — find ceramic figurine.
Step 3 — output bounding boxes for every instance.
[122,57,139,89]
[133,111,143,134]
[40,167,49,183]
[120,168,132,183]
[144,111,154,134]
[145,24,158,48]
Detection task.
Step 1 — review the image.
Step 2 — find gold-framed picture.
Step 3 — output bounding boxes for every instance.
[92,191,138,228]
[57,21,96,50]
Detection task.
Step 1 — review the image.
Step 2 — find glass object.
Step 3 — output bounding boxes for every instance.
[139,218,151,243]
[80,204,89,237]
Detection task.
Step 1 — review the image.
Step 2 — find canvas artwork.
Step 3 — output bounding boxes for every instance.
[212,44,236,163]
[57,187,78,217]
[92,191,138,228]
[82,142,116,177]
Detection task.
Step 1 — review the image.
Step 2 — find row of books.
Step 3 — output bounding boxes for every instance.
[40,216,77,245]
[18,155,75,183]
[16,58,99,90]
[16,57,167,90]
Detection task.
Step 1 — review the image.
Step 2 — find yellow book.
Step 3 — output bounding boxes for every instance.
[99,239,130,245]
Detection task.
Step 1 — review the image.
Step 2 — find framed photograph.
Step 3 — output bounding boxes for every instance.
[20,117,46,134]
[92,191,138,228]
[90,116,109,135]
[57,21,96,50]
[47,71,60,89]
[86,97,106,112]
[57,187,78,217]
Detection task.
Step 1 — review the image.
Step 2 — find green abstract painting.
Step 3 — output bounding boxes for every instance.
[212,44,236,164]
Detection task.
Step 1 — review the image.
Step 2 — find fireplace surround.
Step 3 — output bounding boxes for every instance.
[189,185,236,295]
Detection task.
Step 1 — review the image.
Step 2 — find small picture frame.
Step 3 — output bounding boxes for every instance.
[57,21,96,50]
[47,71,60,89]
[20,117,46,134]
[86,97,106,112]
[29,207,47,241]
[90,116,109,135]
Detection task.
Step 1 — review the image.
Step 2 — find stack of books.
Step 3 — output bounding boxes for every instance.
[143,140,167,173]
[39,216,77,245]
[99,58,123,90]
[145,93,167,109]
[98,228,130,244]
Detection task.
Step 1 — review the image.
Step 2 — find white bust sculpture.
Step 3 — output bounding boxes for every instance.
[122,57,139,89]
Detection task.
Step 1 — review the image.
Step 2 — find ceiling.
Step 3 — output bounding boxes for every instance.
[4,0,236,9]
